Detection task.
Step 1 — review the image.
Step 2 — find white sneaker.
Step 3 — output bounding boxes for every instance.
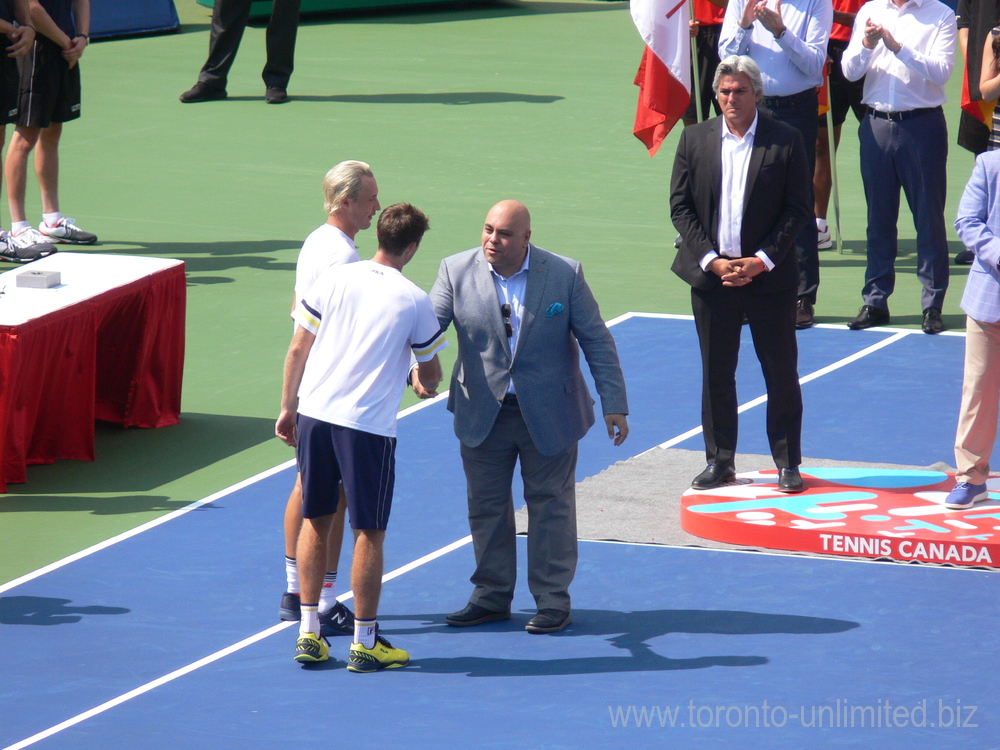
[6,227,58,260]
[39,217,97,245]
[816,218,832,250]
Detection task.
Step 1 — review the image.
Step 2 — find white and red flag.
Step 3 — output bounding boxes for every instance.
[631,0,691,156]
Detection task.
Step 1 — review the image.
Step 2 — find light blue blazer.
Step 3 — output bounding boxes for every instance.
[430,244,628,456]
[956,150,1000,324]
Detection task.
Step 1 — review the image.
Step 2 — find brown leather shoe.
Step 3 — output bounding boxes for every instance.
[795,298,814,329]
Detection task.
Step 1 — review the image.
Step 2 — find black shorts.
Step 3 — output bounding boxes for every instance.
[0,53,18,124]
[820,39,865,129]
[17,37,80,128]
[296,414,396,530]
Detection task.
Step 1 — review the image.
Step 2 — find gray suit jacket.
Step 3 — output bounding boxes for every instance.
[430,244,628,456]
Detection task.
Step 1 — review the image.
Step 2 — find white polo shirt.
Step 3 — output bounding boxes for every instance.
[293,260,447,437]
[294,223,360,302]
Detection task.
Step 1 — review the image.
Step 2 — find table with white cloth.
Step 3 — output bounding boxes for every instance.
[0,253,186,493]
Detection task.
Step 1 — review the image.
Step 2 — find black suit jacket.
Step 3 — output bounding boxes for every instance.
[669,110,812,294]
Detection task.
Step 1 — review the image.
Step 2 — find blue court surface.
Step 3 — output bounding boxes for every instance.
[2,315,997,749]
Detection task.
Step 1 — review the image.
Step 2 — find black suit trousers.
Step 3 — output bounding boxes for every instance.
[691,284,803,470]
[197,0,301,89]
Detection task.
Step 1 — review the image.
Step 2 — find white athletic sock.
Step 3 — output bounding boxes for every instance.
[300,604,320,636]
[284,556,299,594]
[355,619,377,649]
[42,212,62,227]
[318,571,338,613]
[11,221,29,234]
[816,217,829,232]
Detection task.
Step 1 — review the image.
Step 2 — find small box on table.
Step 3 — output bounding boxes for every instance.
[16,270,61,288]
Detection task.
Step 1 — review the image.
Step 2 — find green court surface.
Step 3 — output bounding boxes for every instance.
[0,0,976,584]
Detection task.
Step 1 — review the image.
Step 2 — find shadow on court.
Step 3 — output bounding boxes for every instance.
[0,596,130,626]
[5,413,277,496]
[378,608,859,677]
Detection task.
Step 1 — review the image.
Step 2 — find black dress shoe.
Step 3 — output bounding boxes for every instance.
[795,298,814,329]
[265,86,289,104]
[922,307,944,335]
[777,467,804,493]
[691,463,736,490]
[445,602,510,627]
[525,608,571,634]
[179,81,227,103]
[955,249,974,265]
[847,305,890,330]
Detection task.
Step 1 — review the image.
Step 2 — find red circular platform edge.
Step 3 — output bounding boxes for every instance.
[680,470,1000,568]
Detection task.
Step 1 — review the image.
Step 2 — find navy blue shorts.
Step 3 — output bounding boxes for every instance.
[296,414,396,530]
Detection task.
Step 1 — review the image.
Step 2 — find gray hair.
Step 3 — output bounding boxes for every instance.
[712,55,764,98]
[322,160,374,215]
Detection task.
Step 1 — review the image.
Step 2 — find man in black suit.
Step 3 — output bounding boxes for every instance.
[670,55,811,493]
[179,0,299,104]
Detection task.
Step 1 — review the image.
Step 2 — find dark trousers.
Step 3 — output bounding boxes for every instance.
[762,89,819,303]
[858,107,949,312]
[197,0,301,89]
[691,284,803,470]
[459,405,578,613]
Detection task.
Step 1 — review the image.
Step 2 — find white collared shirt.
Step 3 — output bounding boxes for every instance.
[490,247,531,394]
[718,112,758,260]
[841,0,957,111]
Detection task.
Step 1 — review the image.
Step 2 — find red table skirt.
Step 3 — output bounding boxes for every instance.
[0,263,185,492]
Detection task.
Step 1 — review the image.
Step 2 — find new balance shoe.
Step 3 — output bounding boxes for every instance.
[279,591,300,621]
[0,231,56,263]
[944,482,989,510]
[320,601,355,636]
[294,632,329,663]
[816,218,832,250]
[347,635,409,673]
[39,218,97,245]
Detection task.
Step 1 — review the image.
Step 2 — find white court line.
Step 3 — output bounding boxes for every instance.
[656,330,912,450]
[2,535,473,750]
[0,387,452,597]
[0,459,293,596]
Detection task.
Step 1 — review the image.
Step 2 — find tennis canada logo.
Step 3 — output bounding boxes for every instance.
[680,469,998,566]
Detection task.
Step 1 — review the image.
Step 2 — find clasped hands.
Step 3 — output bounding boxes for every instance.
[710,256,766,287]
[740,0,786,37]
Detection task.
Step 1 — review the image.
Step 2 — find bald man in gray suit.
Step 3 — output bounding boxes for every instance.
[415,200,629,634]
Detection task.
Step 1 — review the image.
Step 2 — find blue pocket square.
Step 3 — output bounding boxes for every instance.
[545,303,564,318]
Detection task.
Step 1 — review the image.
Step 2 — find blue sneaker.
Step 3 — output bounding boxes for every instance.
[320,601,355,636]
[279,592,300,621]
[944,482,988,510]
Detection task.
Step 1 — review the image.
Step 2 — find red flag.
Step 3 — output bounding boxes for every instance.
[632,0,691,156]
[961,59,996,126]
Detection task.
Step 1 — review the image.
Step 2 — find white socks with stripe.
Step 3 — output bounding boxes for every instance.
[355,619,377,649]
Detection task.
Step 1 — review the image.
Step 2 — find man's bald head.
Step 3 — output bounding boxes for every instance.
[482,200,531,278]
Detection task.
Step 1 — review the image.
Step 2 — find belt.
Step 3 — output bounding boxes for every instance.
[866,105,940,122]
[762,89,817,108]
[501,393,519,408]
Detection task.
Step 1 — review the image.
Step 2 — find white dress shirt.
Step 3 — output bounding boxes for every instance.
[841,0,957,111]
[700,112,776,272]
[719,0,833,95]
